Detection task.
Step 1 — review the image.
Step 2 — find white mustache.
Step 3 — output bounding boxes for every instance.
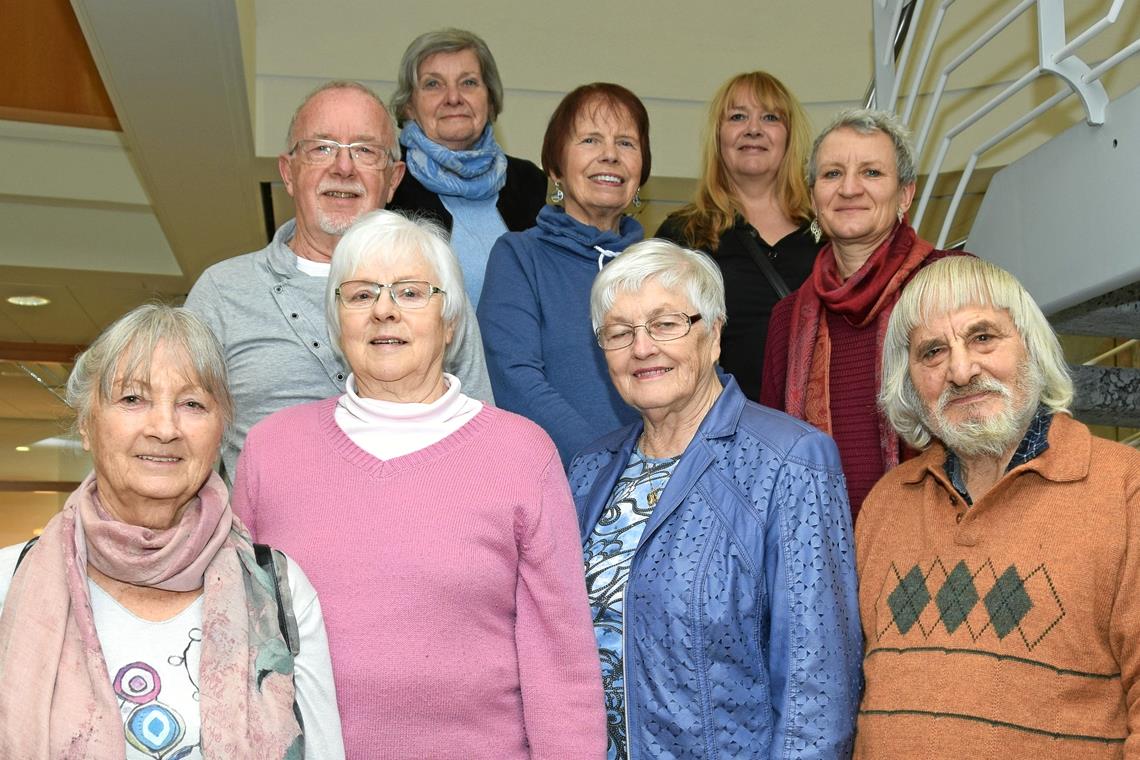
[318,181,366,195]
[937,377,1011,414]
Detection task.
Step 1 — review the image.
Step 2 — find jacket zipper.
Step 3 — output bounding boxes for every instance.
[623,560,635,760]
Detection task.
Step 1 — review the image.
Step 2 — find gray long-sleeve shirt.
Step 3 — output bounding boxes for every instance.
[185,219,493,481]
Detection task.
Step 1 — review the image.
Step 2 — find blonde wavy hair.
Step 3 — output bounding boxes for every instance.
[667,71,813,252]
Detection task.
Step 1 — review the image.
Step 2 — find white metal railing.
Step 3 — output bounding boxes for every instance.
[1083,339,1139,366]
[871,0,1140,248]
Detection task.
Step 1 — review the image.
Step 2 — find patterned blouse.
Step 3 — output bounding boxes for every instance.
[583,449,680,760]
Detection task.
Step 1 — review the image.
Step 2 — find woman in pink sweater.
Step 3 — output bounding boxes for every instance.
[233,210,605,759]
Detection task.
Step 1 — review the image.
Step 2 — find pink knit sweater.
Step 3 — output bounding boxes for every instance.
[233,398,606,759]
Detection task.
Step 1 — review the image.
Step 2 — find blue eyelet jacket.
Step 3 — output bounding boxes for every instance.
[569,376,863,759]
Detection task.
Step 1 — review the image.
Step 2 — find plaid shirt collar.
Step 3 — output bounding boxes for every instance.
[943,405,1053,506]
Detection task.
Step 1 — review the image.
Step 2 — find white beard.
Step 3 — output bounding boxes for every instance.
[317,209,363,237]
[920,359,1044,459]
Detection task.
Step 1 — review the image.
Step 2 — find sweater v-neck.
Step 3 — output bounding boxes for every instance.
[316,396,497,479]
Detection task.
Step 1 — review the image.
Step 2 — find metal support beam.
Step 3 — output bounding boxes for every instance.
[0,342,85,363]
[1070,364,1140,428]
[1050,283,1140,338]
[1037,0,1108,124]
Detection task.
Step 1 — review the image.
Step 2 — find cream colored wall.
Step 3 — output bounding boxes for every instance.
[0,492,69,547]
[253,0,875,178]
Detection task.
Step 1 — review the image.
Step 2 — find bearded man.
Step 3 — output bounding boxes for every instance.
[854,255,1140,758]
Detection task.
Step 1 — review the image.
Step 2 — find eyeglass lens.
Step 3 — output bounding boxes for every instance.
[598,313,697,349]
[337,281,435,309]
[294,139,389,168]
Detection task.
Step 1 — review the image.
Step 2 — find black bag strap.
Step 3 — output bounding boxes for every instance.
[14,536,39,571]
[732,226,791,300]
[254,542,298,655]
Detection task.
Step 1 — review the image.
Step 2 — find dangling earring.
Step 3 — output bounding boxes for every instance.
[809,218,822,243]
[550,181,564,204]
[897,207,905,223]
[632,187,643,208]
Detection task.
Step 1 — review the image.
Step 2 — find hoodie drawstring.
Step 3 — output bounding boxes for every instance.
[594,245,618,271]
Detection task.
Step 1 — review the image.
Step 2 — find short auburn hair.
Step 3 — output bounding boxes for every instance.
[540,83,651,186]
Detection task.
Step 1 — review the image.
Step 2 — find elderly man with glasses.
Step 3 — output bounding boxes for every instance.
[186,80,493,482]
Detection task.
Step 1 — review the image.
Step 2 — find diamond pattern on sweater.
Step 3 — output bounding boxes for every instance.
[887,566,930,634]
[935,561,978,634]
[984,565,1033,639]
[875,558,1065,650]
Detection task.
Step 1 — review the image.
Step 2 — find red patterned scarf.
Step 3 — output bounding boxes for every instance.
[784,222,933,468]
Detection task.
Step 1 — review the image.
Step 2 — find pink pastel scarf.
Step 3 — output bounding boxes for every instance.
[0,472,301,758]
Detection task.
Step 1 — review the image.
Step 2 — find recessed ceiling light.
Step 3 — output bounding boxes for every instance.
[6,295,50,307]
[15,445,30,452]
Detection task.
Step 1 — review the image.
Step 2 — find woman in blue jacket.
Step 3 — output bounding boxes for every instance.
[478,83,649,466]
[569,238,862,759]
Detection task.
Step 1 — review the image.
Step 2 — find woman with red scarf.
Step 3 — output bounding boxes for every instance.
[761,109,964,520]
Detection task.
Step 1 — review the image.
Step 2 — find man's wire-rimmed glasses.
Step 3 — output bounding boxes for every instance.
[289,138,393,169]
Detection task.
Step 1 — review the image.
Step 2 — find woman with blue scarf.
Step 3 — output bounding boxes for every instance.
[478,83,650,466]
[389,28,547,308]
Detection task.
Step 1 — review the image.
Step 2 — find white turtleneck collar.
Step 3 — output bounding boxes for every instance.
[334,372,483,461]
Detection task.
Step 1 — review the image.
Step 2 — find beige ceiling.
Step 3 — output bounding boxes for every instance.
[0,0,1137,507]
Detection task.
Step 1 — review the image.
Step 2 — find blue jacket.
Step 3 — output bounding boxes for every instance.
[478,205,642,467]
[568,376,863,759]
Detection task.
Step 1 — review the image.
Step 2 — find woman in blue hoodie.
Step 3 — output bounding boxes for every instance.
[478,83,650,466]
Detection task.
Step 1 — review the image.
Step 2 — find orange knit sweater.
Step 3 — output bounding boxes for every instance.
[854,414,1140,758]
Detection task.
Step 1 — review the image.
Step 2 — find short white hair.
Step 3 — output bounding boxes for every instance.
[326,210,467,364]
[879,255,1073,450]
[590,238,727,331]
[807,107,917,189]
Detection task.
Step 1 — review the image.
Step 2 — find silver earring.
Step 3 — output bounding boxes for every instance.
[550,182,564,204]
[809,218,822,243]
[632,188,642,208]
[897,207,905,223]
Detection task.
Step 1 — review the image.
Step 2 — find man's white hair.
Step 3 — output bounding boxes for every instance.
[879,256,1073,450]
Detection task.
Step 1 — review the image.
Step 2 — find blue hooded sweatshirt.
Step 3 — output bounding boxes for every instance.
[478,204,643,467]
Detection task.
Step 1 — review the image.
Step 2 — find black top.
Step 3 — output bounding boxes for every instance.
[656,215,820,400]
[388,153,549,234]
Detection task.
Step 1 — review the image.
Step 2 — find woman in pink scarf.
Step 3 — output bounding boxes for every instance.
[0,304,344,759]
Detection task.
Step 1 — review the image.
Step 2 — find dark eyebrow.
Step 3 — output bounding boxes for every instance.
[310,132,380,144]
[963,319,1006,337]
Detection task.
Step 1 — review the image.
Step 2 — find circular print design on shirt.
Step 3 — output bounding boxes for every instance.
[126,702,186,754]
[114,662,161,704]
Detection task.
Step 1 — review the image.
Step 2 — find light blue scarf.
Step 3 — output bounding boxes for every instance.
[400,122,508,201]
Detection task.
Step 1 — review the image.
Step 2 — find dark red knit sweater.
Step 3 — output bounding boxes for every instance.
[761,304,883,519]
[760,249,961,521]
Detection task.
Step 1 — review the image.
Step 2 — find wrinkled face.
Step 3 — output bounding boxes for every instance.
[908,304,1041,457]
[337,249,455,402]
[80,342,225,529]
[811,127,915,251]
[602,279,721,418]
[279,88,405,246]
[554,100,643,233]
[718,87,788,185]
[407,48,490,151]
